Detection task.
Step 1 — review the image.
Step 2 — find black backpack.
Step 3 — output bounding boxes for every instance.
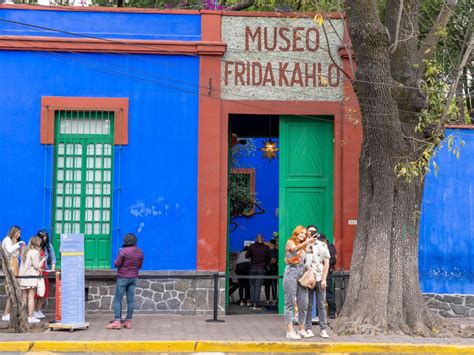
[328,244,337,270]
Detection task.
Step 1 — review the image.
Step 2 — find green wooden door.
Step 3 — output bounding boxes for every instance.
[52,111,114,269]
[278,116,334,313]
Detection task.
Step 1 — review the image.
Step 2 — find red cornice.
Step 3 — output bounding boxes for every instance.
[444,124,474,130]
[0,36,226,56]
[40,97,129,145]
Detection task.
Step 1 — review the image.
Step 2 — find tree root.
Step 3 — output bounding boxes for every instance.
[332,312,474,338]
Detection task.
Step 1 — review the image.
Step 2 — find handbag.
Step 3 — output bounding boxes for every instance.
[298,269,316,289]
[37,271,46,297]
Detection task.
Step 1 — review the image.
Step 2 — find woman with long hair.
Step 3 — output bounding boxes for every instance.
[282,225,315,340]
[1,226,25,322]
[19,236,44,324]
[34,230,56,319]
[107,233,144,330]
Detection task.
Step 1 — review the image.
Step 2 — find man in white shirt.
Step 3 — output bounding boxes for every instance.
[304,226,330,338]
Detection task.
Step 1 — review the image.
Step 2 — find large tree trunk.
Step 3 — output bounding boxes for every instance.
[0,249,30,333]
[332,0,445,336]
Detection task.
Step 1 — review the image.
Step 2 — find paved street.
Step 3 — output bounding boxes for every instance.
[1,313,473,346]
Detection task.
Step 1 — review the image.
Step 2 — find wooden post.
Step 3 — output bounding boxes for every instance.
[0,248,30,333]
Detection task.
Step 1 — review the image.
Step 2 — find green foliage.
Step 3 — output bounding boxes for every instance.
[395,60,465,181]
[228,177,257,217]
[229,139,261,218]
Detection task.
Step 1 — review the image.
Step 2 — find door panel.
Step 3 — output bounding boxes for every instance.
[278,116,334,313]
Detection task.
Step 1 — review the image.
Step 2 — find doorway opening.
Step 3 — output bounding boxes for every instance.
[226,113,334,315]
[227,114,279,315]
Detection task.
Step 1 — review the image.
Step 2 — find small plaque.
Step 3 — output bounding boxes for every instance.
[348,220,358,225]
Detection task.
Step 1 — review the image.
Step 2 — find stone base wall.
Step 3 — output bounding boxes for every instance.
[423,294,474,318]
[0,272,225,315]
[1,274,472,317]
[334,273,474,318]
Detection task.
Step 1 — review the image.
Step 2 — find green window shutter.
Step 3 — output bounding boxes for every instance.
[52,110,114,269]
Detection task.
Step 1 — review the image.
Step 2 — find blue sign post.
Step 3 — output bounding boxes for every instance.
[49,234,89,331]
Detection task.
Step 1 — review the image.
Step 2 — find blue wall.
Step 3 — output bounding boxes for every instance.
[0,9,201,270]
[229,138,279,252]
[0,9,201,40]
[419,128,474,294]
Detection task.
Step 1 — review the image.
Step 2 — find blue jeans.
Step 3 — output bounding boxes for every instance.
[305,281,327,331]
[114,278,137,321]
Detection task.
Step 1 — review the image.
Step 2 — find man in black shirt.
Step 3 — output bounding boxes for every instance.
[265,239,278,305]
[319,234,337,318]
[246,234,271,310]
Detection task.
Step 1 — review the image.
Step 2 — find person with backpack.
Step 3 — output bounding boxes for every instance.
[319,234,337,319]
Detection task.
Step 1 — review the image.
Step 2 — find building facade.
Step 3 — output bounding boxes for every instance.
[0,5,471,316]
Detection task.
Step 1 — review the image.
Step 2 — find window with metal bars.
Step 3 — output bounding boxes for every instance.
[230,168,256,215]
[52,110,114,269]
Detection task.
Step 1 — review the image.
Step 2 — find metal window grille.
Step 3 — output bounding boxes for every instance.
[230,168,255,215]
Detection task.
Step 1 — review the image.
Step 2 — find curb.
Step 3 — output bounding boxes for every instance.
[0,341,473,353]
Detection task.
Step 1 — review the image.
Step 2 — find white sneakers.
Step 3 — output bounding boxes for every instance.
[3,313,44,324]
[320,329,330,338]
[33,311,46,319]
[287,328,329,340]
[286,331,301,340]
[298,329,313,338]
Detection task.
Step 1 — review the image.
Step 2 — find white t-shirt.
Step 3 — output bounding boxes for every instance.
[1,237,21,258]
[236,251,250,265]
[308,240,330,282]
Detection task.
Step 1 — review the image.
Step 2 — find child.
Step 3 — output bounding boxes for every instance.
[106,233,144,330]
[19,237,44,324]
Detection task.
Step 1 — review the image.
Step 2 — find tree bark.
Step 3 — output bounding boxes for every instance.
[0,249,30,333]
[332,0,447,336]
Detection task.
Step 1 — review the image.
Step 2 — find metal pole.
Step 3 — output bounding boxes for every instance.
[206,273,225,323]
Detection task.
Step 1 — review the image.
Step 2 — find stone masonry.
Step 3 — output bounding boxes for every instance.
[0,274,472,317]
[0,272,225,315]
[423,294,474,318]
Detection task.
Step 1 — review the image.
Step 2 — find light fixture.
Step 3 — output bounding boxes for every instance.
[260,116,279,160]
[260,139,279,160]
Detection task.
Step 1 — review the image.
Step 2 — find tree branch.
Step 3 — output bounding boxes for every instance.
[389,0,404,54]
[321,21,352,81]
[439,31,473,126]
[419,0,457,61]
[226,0,255,11]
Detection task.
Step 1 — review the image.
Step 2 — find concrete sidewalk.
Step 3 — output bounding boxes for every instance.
[0,314,473,353]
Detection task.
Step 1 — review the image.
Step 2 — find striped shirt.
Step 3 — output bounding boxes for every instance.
[114,246,144,279]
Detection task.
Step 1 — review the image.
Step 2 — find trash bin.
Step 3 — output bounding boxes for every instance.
[334,271,350,313]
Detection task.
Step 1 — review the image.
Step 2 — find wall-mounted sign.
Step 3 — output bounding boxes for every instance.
[348,219,358,225]
[221,16,345,101]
